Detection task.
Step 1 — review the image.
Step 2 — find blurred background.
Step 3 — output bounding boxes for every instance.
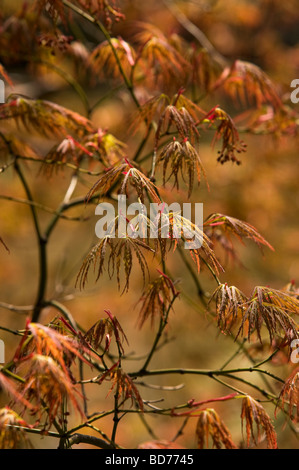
[0,0,298,448]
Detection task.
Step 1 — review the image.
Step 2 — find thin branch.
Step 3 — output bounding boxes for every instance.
[163,0,228,68]
[136,381,185,391]
[62,0,140,109]
[0,302,33,313]
[66,433,114,449]
[44,299,79,334]
[177,245,207,306]
[12,160,47,324]
[140,293,179,372]
[16,155,104,176]
[220,339,246,370]
[0,194,88,221]
[0,325,24,336]
[130,365,284,384]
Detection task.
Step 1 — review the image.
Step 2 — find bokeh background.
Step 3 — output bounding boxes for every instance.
[0,0,298,448]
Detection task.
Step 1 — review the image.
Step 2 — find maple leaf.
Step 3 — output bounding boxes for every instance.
[277,368,299,423]
[0,407,32,449]
[76,0,125,26]
[189,47,222,92]
[33,0,67,24]
[0,371,35,411]
[157,138,208,198]
[98,364,143,410]
[13,321,90,378]
[156,104,200,149]
[237,286,299,345]
[241,396,277,448]
[89,38,135,81]
[210,284,299,345]
[137,271,178,328]
[0,96,94,138]
[204,213,274,252]
[76,236,154,293]
[202,106,247,164]
[196,408,237,449]
[134,23,190,91]
[208,283,248,334]
[16,354,85,429]
[85,160,161,204]
[221,60,282,109]
[84,309,128,355]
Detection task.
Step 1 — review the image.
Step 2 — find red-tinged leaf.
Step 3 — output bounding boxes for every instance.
[0,407,33,449]
[89,38,135,80]
[137,273,178,328]
[16,354,85,429]
[196,408,237,449]
[77,236,154,293]
[204,213,274,252]
[277,368,299,422]
[241,396,277,449]
[13,321,91,377]
[0,96,94,138]
[134,23,191,92]
[98,365,144,411]
[0,371,35,411]
[222,60,282,109]
[208,283,248,334]
[237,286,299,345]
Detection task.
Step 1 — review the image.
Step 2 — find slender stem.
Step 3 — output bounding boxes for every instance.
[66,433,115,449]
[0,194,87,221]
[163,0,228,68]
[79,360,88,417]
[6,426,61,439]
[138,412,159,440]
[130,365,284,384]
[44,299,79,333]
[13,161,47,323]
[15,155,104,175]
[171,417,189,443]
[44,174,78,240]
[200,255,221,285]
[111,385,120,447]
[235,339,278,395]
[177,245,207,306]
[210,375,247,396]
[141,317,164,372]
[0,325,24,336]
[0,302,33,313]
[62,0,140,110]
[14,162,42,240]
[37,59,90,117]
[89,84,125,114]
[132,125,153,162]
[220,340,246,370]
[0,367,25,383]
[140,293,179,372]
[85,423,121,448]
